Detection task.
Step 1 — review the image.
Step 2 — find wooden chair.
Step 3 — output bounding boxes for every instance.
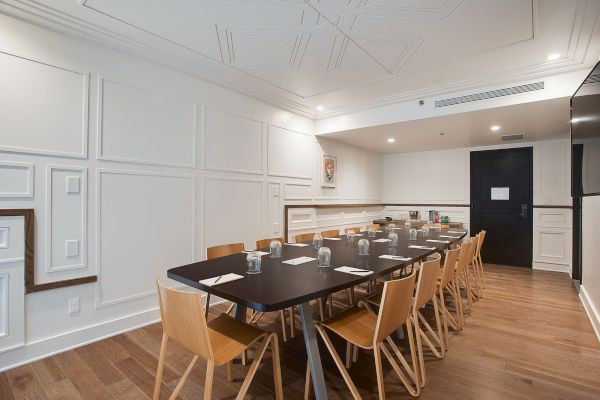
[456,237,477,315]
[436,246,461,350]
[474,230,487,288]
[255,237,283,250]
[450,241,472,329]
[154,279,283,400]
[412,254,444,387]
[295,232,315,243]
[205,243,245,319]
[468,233,483,299]
[366,223,380,230]
[321,229,340,238]
[344,227,361,234]
[306,272,421,399]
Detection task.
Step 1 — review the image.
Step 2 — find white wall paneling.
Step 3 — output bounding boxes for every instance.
[0,215,25,353]
[340,145,364,201]
[0,161,34,198]
[0,52,88,158]
[96,169,195,308]
[581,196,600,341]
[383,152,425,203]
[364,151,383,201]
[284,182,312,201]
[46,165,88,273]
[267,125,312,179]
[202,107,264,175]
[534,140,571,205]
[97,78,197,168]
[202,176,263,253]
[532,207,572,273]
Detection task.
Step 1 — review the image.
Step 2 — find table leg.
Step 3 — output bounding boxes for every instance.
[299,302,328,400]
[234,303,247,321]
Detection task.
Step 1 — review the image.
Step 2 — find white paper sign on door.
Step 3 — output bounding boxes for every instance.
[491,187,509,200]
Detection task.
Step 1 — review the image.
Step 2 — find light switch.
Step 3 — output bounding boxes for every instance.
[274,222,279,234]
[66,176,80,194]
[272,186,279,197]
[65,239,80,258]
[0,226,9,249]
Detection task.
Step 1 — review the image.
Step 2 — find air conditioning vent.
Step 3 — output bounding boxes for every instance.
[435,82,544,108]
[500,133,525,141]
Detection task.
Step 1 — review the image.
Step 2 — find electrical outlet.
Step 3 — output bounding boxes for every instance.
[68,297,80,314]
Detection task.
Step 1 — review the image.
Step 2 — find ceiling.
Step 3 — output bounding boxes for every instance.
[320,97,571,153]
[3,0,599,117]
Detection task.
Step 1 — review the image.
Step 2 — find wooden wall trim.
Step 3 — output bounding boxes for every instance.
[385,203,470,207]
[0,209,97,293]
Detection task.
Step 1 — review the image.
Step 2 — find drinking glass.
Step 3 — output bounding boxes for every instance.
[246,252,262,274]
[404,220,412,229]
[313,233,323,249]
[358,239,370,255]
[388,232,398,247]
[368,226,377,238]
[422,225,430,237]
[386,223,396,234]
[408,228,417,240]
[435,223,442,232]
[317,247,331,268]
[346,230,356,242]
[270,240,282,258]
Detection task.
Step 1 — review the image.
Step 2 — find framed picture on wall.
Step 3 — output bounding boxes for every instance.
[322,155,337,188]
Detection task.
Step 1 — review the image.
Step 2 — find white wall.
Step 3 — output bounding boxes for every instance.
[581,196,600,341]
[0,14,381,371]
[382,139,573,272]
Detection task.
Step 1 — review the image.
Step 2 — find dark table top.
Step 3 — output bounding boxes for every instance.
[167,229,468,312]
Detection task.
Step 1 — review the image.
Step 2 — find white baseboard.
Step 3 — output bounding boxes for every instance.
[580,285,600,343]
[0,298,228,373]
[532,261,571,274]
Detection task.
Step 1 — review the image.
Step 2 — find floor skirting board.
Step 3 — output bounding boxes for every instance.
[532,261,571,274]
[580,285,600,342]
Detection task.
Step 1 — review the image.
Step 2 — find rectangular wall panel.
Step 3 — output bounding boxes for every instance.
[0,52,88,158]
[97,170,194,307]
[383,153,423,202]
[364,151,382,200]
[533,227,572,267]
[284,182,312,200]
[46,166,87,272]
[268,182,282,237]
[99,79,196,167]
[203,107,263,174]
[203,177,263,252]
[0,161,34,198]
[422,150,468,203]
[267,125,312,179]
[340,146,364,200]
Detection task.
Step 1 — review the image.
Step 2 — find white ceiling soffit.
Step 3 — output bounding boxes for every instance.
[320,97,571,154]
[2,0,599,118]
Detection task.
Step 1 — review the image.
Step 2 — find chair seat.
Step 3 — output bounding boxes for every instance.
[319,307,377,349]
[208,313,267,365]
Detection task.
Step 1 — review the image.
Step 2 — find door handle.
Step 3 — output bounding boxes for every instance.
[520,203,528,218]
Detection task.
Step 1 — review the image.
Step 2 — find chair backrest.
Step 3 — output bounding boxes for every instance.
[476,230,486,259]
[207,243,245,260]
[440,245,461,287]
[321,229,340,238]
[256,237,283,250]
[366,223,380,230]
[156,279,213,361]
[294,232,315,243]
[413,254,442,310]
[456,239,472,275]
[345,227,361,234]
[374,272,417,343]
[467,234,479,265]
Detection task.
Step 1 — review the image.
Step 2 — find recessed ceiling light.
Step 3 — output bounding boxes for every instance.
[316,106,324,111]
[547,53,560,61]
[387,138,395,143]
[490,125,501,132]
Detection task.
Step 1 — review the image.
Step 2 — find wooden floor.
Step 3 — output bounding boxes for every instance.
[2,265,600,400]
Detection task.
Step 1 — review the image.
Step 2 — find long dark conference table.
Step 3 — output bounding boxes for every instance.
[168,228,468,400]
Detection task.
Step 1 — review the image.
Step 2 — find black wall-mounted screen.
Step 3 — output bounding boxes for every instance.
[571,61,600,197]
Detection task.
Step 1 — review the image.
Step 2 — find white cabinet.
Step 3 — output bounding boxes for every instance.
[532,208,572,273]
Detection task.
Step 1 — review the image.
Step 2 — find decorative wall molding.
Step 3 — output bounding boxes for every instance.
[45,165,88,273]
[96,77,197,168]
[267,124,313,180]
[0,161,34,198]
[0,273,8,340]
[284,182,312,200]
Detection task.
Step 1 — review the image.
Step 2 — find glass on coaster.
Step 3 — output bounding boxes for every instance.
[368,226,377,238]
[346,230,356,242]
[404,220,412,229]
[388,232,399,247]
[386,223,396,234]
[358,239,370,255]
[435,223,442,232]
[408,228,418,241]
[422,225,430,237]
[246,252,262,274]
[317,247,331,268]
[270,240,282,258]
[313,233,323,249]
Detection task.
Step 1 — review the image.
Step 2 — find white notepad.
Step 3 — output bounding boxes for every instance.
[409,245,436,250]
[447,230,465,234]
[285,243,309,247]
[335,266,373,276]
[242,251,270,256]
[372,238,391,243]
[324,237,342,241]
[199,273,244,287]
[379,254,412,261]
[438,235,460,239]
[427,239,450,244]
[282,256,316,265]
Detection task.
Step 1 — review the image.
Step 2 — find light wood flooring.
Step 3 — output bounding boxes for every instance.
[1,265,599,399]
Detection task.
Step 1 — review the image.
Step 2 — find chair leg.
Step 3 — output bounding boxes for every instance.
[438,288,450,351]
[290,307,296,339]
[226,361,233,382]
[374,345,386,400]
[415,309,444,359]
[152,333,168,400]
[304,363,311,400]
[412,313,426,388]
[381,339,420,397]
[168,355,198,400]
[280,310,288,342]
[270,333,284,400]
[205,294,212,319]
[204,360,214,400]
[345,341,353,369]
[432,296,445,357]
[225,301,235,316]
[315,325,362,399]
[478,254,486,288]
[236,334,272,400]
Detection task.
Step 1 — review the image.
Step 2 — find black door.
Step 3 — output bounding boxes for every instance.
[470,147,533,267]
